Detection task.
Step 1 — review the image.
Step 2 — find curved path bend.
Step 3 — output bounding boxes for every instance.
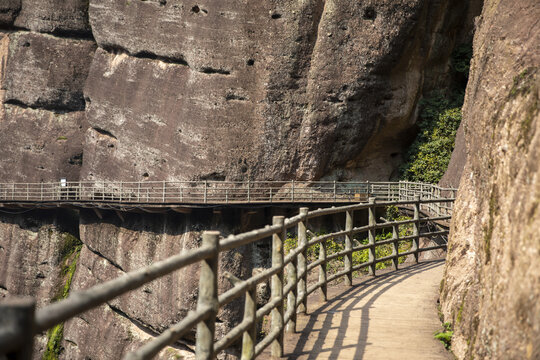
[262,259,450,360]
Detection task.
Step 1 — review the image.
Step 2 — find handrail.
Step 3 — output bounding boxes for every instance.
[0,180,457,210]
[0,181,456,360]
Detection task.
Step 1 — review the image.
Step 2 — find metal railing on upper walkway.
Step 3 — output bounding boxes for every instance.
[0,180,456,214]
[0,182,456,360]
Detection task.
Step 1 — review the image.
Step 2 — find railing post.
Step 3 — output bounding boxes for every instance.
[413,195,420,263]
[26,183,29,200]
[204,181,207,204]
[297,208,309,314]
[333,180,336,202]
[368,197,377,276]
[366,180,370,196]
[162,181,166,203]
[344,210,353,286]
[392,225,399,270]
[241,286,257,360]
[291,180,295,202]
[318,238,327,302]
[137,182,141,202]
[120,181,123,202]
[271,216,285,358]
[247,180,250,203]
[40,182,43,201]
[0,297,36,360]
[286,247,297,334]
[195,231,220,360]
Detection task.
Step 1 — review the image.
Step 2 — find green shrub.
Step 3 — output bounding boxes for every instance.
[400,92,462,183]
[284,215,414,278]
[45,233,83,359]
[434,322,453,350]
[400,42,471,184]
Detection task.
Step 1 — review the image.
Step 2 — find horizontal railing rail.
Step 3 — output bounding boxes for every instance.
[0,182,456,359]
[0,180,456,211]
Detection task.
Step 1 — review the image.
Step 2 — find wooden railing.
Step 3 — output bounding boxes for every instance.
[0,180,456,209]
[0,184,455,360]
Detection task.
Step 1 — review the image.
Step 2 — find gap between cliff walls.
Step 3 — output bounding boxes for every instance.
[399,42,473,184]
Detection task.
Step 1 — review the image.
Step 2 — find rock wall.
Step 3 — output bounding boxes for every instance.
[0,209,81,355]
[0,0,480,183]
[62,209,254,359]
[440,0,540,358]
[0,0,484,359]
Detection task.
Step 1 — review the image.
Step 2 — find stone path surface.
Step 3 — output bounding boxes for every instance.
[261,260,450,360]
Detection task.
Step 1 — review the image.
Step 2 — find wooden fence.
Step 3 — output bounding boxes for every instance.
[0,185,455,359]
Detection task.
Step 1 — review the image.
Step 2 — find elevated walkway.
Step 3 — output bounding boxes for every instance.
[0,181,455,217]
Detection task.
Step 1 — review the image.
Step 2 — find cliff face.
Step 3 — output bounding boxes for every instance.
[0,0,483,359]
[440,0,540,358]
[0,0,479,183]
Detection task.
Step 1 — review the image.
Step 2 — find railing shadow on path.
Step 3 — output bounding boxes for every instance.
[281,259,445,360]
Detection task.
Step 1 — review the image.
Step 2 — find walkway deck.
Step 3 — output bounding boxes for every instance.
[262,260,449,360]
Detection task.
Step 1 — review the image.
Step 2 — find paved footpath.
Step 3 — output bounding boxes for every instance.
[261,259,451,360]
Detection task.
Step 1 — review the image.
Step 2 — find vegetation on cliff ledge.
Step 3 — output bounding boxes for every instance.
[43,232,83,360]
[400,43,472,183]
[400,92,463,183]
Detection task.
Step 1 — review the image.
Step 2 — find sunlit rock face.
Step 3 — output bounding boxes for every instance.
[0,0,478,183]
[81,0,477,183]
[441,0,540,358]
[0,30,94,182]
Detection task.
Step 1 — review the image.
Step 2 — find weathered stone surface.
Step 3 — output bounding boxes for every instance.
[0,211,76,304]
[0,210,81,356]
[14,0,91,35]
[62,245,195,360]
[0,31,91,182]
[84,0,478,182]
[441,0,540,358]
[81,48,259,181]
[0,0,20,26]
[0,105,87,182]
[439,123,467,189]
[3,32,95,111]
[61,210,251,358]
[89,0,261,73]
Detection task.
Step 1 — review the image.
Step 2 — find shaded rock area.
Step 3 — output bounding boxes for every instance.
[438,123,466,188]
[0,209,80,355]
[440,0,540,358]
[14,0,91,36]
[0,210,78,304]
[0,0,20,25]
